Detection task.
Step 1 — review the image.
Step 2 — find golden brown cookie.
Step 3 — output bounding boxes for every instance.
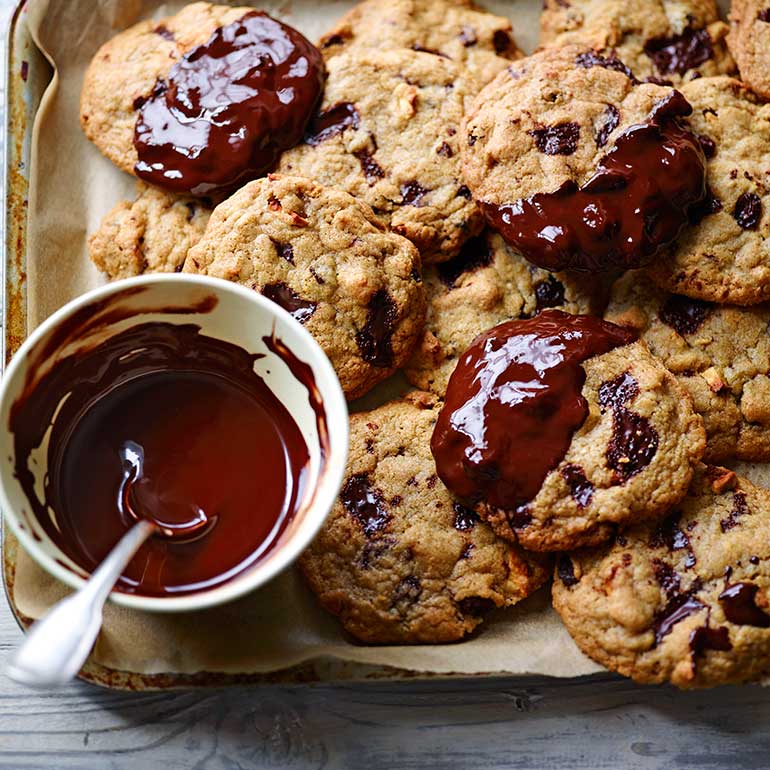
[184,175,425,401]
[728,0,770,99]
[554,464,770,688]
[300,396,550,644]
[605,271,770,462]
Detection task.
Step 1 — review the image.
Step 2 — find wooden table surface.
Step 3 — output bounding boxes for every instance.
[1,2,769,767]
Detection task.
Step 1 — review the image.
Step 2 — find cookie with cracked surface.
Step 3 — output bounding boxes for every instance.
[540,0,734,84]
[299,396,550,644]
[80,3,252,179]
[553,464,770,688]
[277,49,482,263]
[432,312,706,552]
[88,183,212,280]
[606,271,770,462]
[728,0,770,100]
[183,175,425,401]
[461,45,708,272]
[404,230,603,396]
[648,76,770,305]
[318,0,521,92]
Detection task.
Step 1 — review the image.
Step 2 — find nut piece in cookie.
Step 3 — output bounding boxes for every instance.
[554,465,770,688]
[462,46,708,272]
[88,183,212,280]
[300,397,549,644]
[606,271,770,462]
[431,310,706,551]
[648,77,770,305]
[728,0,770,99]
[184,174,425,401]
[277,48,482,263]
[405,230,604,396]
[540,0,734,84]
[319,0,521,92]
[81,3,324,195]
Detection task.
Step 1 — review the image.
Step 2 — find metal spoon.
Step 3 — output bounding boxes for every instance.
[5,442,212,689]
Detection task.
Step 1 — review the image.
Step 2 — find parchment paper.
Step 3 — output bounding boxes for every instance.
[9,0,732,680]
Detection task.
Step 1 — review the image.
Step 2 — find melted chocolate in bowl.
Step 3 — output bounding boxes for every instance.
[10,316,325,597]
[480,91,707,272]
[431,310,636,511]
[134,12,324,195]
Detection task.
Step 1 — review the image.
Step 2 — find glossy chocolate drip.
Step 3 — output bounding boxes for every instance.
[719,582,770,627]
[430,310,636,510]
[10,319,325,597]
[134,12,324,195]
[479,91,707,272]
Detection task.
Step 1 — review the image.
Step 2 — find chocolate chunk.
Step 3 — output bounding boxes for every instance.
[354,149,385,183]
[659,294,712,336]
[493,30,512,54]
[401,180,430,206]
[653,589,705,645]
[697,134,717,158]
[393,575,422,606]
[689,626,732,663]
[460,543,475,560]
[557,555,579,586]
[643,76,675,86]
[457,185,472,199]
[528,122,580,155]
[457,596,496,616]
[607,407,659,482]
[534,274,566,310]
[575,51,635,80]
[356,289,397,368]
[154,24,175,40]
[751,555,761,565]
[437,142,454,157]
[134,12,324,195]
[459,26,478,47]
[598,371,640,410]
[261,282,316,324]
[305,102,360,146]
[733,192,762,230]
[412,43,449,58]
[509,505,532,529]
[650,514,696,568]
[644,27,714,75]
[595,104,620,148]
[270,239,295,265]
[687,186,723,223]
[719,582,770,627]
[341,473,391,536]
[359,536,395,569]
[759,8,770,22]
[653,558,681,598]
[561,463,594,507]
[720,491,749,532]
[453,502,479,531]
[436,234,493,287]
[308,266,325,285]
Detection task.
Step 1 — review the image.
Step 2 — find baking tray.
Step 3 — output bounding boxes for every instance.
[1,2,561,690]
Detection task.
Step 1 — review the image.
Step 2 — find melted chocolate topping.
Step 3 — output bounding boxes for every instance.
[134,12,324,195]
[479,92,707,272]
[719,582,770,627]
[430,310,636,510]
[644,27,714,75]
[10,317,325,597]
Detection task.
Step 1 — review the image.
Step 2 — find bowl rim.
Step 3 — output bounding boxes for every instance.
[0,273,349,613]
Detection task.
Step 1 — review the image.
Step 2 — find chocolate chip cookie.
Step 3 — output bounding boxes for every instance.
[318,0,521,92]
[277,48,482,263]
[540,0,734,84]
[648,76,770,305]
[404,230,603,396]
[299,395,550,644]
[606,271,770,462]
[88,183,212,280]
[431,311,706,552]
[461,46,708,272]
[554,464,770,688]
[184,175,425,401]
[728,0,770,100]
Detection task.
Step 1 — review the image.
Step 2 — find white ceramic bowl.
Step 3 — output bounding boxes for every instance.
[0,274,349,612]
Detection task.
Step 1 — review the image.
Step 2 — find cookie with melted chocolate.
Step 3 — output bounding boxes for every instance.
[554,464,770,688]
[648,76,770,305]
[300,396,549,644]
[184,175,425,401]
[462,46,709,273]
[540,0,735,84]
[404,230,604,396]
[431,310,705,551]
[606,271,770,462]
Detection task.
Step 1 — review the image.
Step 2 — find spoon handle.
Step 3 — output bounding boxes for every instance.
[6,520,155,688]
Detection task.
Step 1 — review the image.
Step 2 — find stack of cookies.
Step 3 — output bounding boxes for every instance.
[80,0,770,688]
